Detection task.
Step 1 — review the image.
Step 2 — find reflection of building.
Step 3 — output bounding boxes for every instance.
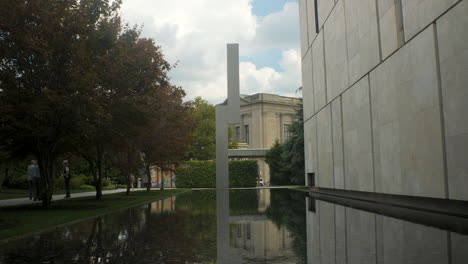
[230,93,300,184]
[148,165,176,188]
[150,196,176,213]
[230,221,295,262]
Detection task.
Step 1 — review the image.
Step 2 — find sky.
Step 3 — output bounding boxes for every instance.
[120,0,301,104]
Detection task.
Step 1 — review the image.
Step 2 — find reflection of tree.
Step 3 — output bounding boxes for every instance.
[265,189,307,263]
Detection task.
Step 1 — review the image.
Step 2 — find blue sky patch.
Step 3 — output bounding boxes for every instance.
[252,0,297,17]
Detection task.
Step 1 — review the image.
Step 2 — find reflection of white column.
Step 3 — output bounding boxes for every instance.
[216,189,230,263]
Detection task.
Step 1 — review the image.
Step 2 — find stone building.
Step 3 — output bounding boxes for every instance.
[299,1,468,262]
[299,0,468,200]
[230,93,300,184]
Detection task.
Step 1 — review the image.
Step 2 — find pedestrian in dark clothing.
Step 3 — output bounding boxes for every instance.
[28,160,41,201]
[27,160,34,200]
[62,160,71,198]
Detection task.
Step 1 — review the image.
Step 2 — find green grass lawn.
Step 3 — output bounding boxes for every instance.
[0,189,189,241]
[0,188,99,200]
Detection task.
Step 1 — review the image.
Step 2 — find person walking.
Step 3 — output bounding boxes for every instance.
[130,174,135,190]
[29,160,41,201]
[27,160,35,200]
[62,160,71,198]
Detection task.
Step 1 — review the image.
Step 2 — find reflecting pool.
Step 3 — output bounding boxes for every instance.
[0,189,467,263]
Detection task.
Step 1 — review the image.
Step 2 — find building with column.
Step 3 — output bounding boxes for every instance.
[229,93,300,184]
[299,0,468,201]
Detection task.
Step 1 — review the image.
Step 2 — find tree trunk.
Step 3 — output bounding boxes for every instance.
[146,163,151,191]
[160,167,164,191]
[38,150,56,207]
[95,144,103,199]
[126,151,131,196]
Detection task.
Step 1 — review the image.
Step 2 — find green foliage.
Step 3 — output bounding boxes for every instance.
[185,97,216,160]
[265,101,305,185]
[1,161,29,189]
[79,184,95,191]
[102,185,116,190]
[175,160,258,188]
[266,140,288,185]
[228,160,258,187]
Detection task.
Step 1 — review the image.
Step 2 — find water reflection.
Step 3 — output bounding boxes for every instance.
[306,196,468,264]
[0,189,307,263]
[3,189,465,264]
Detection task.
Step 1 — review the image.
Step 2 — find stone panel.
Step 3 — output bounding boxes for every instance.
[335,205,346,264]
[331,97,344,189]
[299,0,309,57]
[378,0,404,59]
[317,0,335,29]
[317,105,334,188]
[377,216,449,264]
[370,26,445,198]
[344,0,380,85]
[346,208,376,264]
[342,76,374,192]
[306,0,318,45]
[402,0,458,41]
[302,50,314,120]
[304,116,318,185]
[324,1,348,102]
[306,198,321,264]
[436,0,468,200]
[312,31,327,112]
[319,201,336,264]
[452,233,468,264]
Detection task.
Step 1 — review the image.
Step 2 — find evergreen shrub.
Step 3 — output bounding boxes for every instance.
[175,160,258,188]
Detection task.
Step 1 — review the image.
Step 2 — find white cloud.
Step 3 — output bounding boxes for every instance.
[120,0,301,104]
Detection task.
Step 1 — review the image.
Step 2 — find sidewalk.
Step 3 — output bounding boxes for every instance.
[0,188,148,207]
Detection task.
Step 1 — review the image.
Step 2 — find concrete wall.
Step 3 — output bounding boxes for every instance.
[300,0,468,201]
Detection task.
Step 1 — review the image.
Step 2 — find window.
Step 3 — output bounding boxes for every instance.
[314,0,319,33]
[244,125,249,144]
[235,126,240,142]
[284,124,291,141]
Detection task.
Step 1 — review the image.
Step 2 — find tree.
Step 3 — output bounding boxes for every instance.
[280,100,305,185]
[185,97,216,160]
[0,0,122,206]
[265,140,288,185]
[265,100,305,185]
[137,85,194,191]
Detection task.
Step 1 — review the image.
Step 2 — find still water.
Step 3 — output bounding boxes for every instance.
[0,189,467,263]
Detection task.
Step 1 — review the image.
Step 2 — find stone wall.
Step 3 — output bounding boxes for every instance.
[300,0,468,200]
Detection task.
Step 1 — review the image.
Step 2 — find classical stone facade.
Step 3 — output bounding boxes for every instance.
[299,0,468,200]
[230,93,300,184]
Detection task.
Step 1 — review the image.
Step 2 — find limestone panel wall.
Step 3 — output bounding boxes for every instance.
[402,0,459,41]
[302,50,314,120]
[299,0,468,200]
[312,31,327,113]
[331,98,344,190]
[317,105,334,188]
[377,0,404,59]
[371,26,445,198]
[436,0,468,200]
[342,77,374,192]
[344,0,380,85]
[324,1,348,102]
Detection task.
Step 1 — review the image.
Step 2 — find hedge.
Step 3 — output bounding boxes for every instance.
[175,160,258,188]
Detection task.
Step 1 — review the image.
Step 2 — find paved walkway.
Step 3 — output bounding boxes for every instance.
[0,188,148,207]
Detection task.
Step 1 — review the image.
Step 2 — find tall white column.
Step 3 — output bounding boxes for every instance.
[216,43,240,189]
